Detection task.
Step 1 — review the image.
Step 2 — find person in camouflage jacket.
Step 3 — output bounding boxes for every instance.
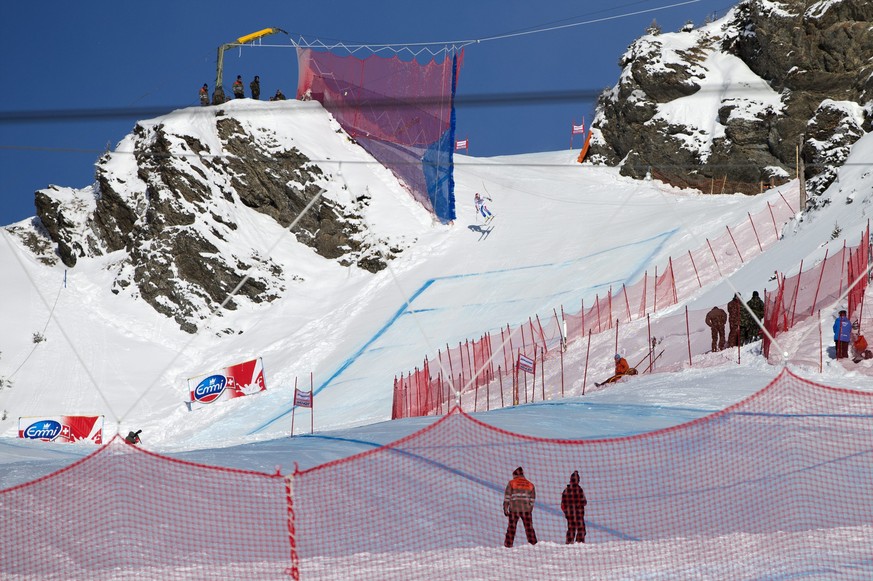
[503,466,537,547]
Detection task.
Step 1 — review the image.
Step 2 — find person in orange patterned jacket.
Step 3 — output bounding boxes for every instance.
[503,466,538,547]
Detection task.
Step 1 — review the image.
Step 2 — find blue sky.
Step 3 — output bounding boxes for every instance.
[0,0,733,226]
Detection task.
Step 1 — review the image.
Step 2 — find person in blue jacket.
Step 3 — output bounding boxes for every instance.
[834,309,852,359]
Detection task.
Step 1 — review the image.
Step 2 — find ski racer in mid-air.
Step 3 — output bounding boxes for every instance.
[474,192,494,222]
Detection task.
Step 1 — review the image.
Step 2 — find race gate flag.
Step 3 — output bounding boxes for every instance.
[18,415,104,444]
[187,357,266,411]
[294,388,313,408]
[455,138,468,151]
[572,121,586,134]
[517,353,535,374]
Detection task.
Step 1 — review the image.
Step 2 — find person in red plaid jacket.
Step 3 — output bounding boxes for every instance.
[561,470,587,543]
[503,466,537,547]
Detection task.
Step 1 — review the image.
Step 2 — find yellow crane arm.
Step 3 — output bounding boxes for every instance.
[214,27,288,99]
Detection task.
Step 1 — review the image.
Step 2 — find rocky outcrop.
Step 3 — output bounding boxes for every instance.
[29,106,402,333]
[589,0,873,198]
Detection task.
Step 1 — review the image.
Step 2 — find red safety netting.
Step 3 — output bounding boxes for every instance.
[0,439,295,580]
[297,370,873,578]
[394,188,800,418]
[763,222,871,360]
[3,372,873,579]
[297,48,461,222]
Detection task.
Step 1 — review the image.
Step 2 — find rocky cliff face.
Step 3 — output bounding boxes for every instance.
[588,0,873,198]
[23,104,411,333]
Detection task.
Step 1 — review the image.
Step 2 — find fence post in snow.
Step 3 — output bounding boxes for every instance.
[623,284,632,322]
[748,212,764,252]
[819,310,823,373]
[685,306,692,367]
[727,225,744,263]
[789,260,803,328]
[767,202,779,239]
[583,329,592,395]
[647,314,653,371]
[613,319,620,357]
[688,250,702,288]
[810,249,829,316]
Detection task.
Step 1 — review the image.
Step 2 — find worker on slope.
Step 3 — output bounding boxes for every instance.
[503,466,538,547]
[596,354,633,386]
[705,305,727,352]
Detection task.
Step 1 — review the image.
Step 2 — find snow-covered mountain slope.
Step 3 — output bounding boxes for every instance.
[589,0,873,195]
[1,101,871,452]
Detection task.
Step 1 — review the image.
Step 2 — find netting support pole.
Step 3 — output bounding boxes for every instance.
[819,310,823,373]
[688,250,702,288]
[623,284,632,322]
[749,212,764,253]
[498,366,504,408]
[614,319,620,357]
[685,305,692,367]
[790,260,803,328]
[559,332,565,398]
[810,249,829,316]
[647,314,653,371]
[780,191,797,214]
[540,347,545,402]
[767,201,779,238]
[446,343,455,393]
[457,373,463,410]
[596,294,602,334]
[608,286,614,328]
[727,225,744,263]
[536,314,547,354]
[582,329,592,395]
[706,239,720,275]
[654,265,659,314]
[310,372,314,435]
[838,241,847,301]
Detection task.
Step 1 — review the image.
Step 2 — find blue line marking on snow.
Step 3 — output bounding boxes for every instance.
[249,229,678,435]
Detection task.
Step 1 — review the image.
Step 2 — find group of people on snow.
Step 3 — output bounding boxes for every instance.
[200,76,286,106]
[704,294,870,364]
[503,466,587,547]
[705,291,765,352]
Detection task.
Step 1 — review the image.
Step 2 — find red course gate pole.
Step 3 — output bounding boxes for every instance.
[540,346,545,401]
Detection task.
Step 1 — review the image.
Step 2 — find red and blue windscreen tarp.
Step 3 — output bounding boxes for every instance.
[297,48,462,222]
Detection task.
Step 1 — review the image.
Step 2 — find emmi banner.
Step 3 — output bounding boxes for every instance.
[186,357,267,411]
[18,415,104,444]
